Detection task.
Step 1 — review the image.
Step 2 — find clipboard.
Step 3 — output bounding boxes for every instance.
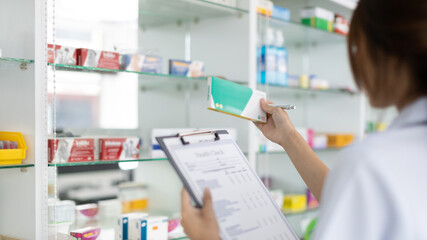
[156,130,299,240]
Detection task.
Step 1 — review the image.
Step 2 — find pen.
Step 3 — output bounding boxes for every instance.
[268,104,296,110]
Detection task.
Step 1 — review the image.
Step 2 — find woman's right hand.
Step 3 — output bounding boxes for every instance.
[254,99,296,147]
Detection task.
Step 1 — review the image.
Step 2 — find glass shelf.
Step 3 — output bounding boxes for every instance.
[139,0,248,28]
[258,83,357,96]
[0,163,34,169]
[48,156,168,167]
[0,57,34,68]
[258,147,343,155]
[259,16,347,44]
[49,63,206,80]
[283,207,319,217]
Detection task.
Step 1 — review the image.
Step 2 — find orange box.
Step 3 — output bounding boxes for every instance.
[327,134,354,148]
[122,198,148,213]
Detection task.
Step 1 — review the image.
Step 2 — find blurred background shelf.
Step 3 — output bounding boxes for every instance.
[283,207,319,217]
[258,84,357,96]
[264,17,347,44]
[139,0,248,28]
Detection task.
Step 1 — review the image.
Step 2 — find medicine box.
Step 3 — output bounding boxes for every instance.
[132,216,168,240]
[48,138,95,163]
[77,48,120,70]
[300,7,335,32]
[207,77,267,123]
[272,6,290,21]
[121,54,162,74]
[70,227,101,240]
[334,14,349,35]
[116,213,148,240]
[169,59,204,78]
[326,133,354,147]
[99,137,140,161]
[47,44,77,65]
[98,199,122,219]
[257,0,273,16]
[76,203,98,221]
[48,199,76,224]
[282,195,307,213]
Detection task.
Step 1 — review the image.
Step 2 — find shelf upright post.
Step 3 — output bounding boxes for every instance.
[35,0,49,239]
[248,0,258,170]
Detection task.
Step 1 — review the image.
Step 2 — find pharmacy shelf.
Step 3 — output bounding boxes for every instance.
[283,207,319,217]
[258,83,357,96]
[259,16,346,44]
[0,57,34,68]
[48,156,168,167]
[139,0,248,28]
[0,163,34,169]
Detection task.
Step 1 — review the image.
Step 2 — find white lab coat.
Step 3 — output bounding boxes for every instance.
[313,97,427,240]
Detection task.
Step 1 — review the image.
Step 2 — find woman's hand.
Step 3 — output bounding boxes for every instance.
[254,99,296,147]
[181,188,220,240]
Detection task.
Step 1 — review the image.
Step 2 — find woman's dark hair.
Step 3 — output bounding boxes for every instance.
[348,0,427,108]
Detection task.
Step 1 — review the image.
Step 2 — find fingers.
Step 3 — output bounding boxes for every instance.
[181,188,192,212]
[202,188,216,219]
[260,98,277,114]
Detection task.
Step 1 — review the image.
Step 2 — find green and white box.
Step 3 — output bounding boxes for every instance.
[207,77,267,123]
[300,7,334,32]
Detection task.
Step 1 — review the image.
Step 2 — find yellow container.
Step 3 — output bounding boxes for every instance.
[0,132,27,165]
[327,134,354,148]
[283,195,307,213]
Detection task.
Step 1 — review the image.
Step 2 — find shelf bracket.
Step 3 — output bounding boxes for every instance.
[20,167,28,173]
[20,62,28,71]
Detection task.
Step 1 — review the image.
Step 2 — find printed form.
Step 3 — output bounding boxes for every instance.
[164,134,298,240]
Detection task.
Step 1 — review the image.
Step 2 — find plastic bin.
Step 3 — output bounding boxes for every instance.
[0,132,27,165]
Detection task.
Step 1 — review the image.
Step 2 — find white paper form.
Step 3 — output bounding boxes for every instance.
[163,134,298,240]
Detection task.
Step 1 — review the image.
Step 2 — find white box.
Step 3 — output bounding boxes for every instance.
[300,7,335,21]
[132,216,168,240]
[98,199,122,219]
[48,199,76,224]
[208,77,267,123]
[116,213,148,240]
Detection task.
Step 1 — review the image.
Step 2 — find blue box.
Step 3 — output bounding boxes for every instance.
[273,6,290,21]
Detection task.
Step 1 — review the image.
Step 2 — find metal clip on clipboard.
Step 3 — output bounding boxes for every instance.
[178,130,221,145]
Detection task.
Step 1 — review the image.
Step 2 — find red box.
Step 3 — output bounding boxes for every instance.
[99,137,140,160]
[77,48,120,70]
[48,138,95,163]
[334,14,349,35]
[47,44,77,65]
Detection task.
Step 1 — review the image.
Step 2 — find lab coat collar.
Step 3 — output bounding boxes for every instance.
[389,97,427,130]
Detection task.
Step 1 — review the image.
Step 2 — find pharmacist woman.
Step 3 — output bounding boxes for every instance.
[180,0,427,239]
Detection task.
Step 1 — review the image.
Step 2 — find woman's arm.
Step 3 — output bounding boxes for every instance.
[255,99,329,201]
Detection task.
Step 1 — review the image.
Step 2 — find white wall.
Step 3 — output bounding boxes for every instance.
[0,0,36,238]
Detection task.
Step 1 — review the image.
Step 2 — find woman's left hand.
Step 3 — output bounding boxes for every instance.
[181,188,220,240]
